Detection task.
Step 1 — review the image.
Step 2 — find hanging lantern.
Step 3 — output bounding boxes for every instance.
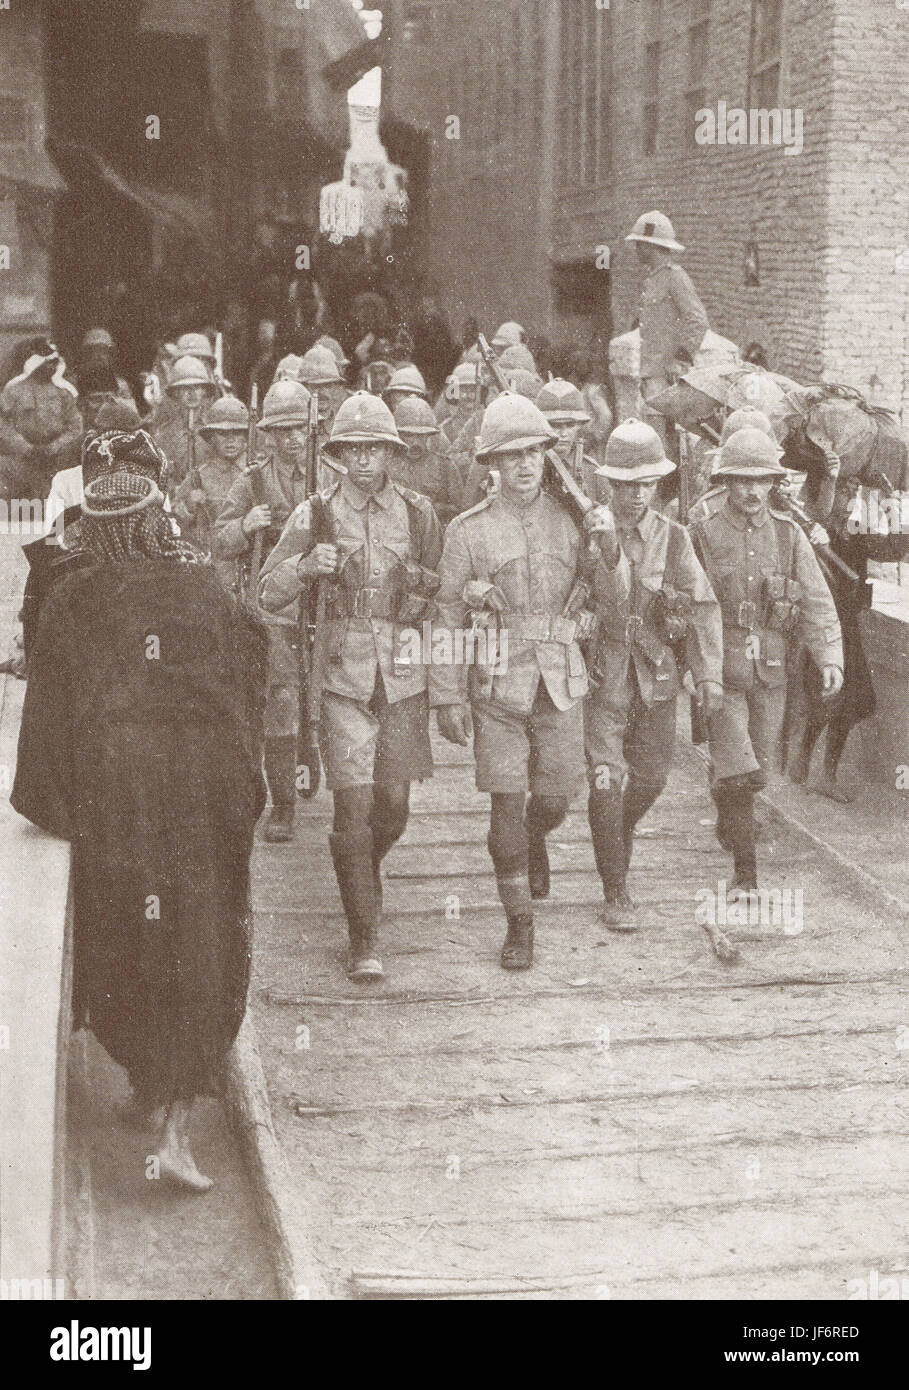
[320,181,364,244]
[319,87,408,246]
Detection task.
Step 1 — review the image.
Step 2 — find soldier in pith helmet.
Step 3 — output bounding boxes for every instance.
[173,394,249,581]
[687,407,778,523]
[437,361,480,442]
[689,429,843,934]
[432,392,629,972]
[535,378,601,501]
[152,355,217,489]
[383,364,429,412]
[586,420,723,930]
[258,392,443,983]
[214,380,313,843]
[296,344,351,436]
[390,396,465,527]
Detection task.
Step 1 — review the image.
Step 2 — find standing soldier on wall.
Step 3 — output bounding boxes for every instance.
[258,393,442,983]
[689,429,843,923]
[585,420,724,931]
[625,211,709,449]
[214,380,314,842]
[432,393,628,972]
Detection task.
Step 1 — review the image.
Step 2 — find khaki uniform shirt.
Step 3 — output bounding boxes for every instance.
[257,475,442,705]
[639,263,709,381]
[690,499,843,690]
[430,490,629,716]
[591,506,722,706]
[213,455,311,624]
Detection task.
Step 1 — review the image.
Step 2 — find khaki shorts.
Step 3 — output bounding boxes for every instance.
[584,683,677,790]
[321,676,433,791]
[472,683,585,796]
[707,682,787,786]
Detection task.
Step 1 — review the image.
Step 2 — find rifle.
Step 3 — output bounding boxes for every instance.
[244,384,266,604]
[187,406,201,492]
[675,424,691,524]
[297,391,324,799]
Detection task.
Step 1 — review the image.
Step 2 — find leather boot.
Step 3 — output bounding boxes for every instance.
[264,736,297,843]
[716,785,758,901]
[621,777,663,871]
[588,785,638,932]
[329,829,385,981]
[496,870,534,970]
[525,794,568,900]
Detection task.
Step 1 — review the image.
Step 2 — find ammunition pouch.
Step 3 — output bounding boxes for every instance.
[651,585,692,645]
[762,574,802,635]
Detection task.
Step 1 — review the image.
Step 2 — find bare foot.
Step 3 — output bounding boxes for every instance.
[702,923,741,963]
[118,1094,164,1132]
[156,1100,214,1194]
[811,775,853,804]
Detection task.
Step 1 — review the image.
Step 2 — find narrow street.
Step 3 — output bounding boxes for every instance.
[240,728,909,1300]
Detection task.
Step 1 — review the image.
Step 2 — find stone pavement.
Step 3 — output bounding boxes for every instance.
[248,726,909,1300]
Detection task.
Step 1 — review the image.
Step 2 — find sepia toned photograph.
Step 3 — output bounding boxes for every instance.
[0,0,906,1344]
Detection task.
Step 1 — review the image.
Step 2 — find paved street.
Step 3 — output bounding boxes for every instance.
[245,728,909,1300]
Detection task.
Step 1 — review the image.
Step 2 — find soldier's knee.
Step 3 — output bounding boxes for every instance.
[717,769,766,793]
[332,785,374,832]
[527,793,569,833]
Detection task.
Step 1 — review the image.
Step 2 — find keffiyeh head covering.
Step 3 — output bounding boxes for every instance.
[82,427,170,490]
[80,469,205,565]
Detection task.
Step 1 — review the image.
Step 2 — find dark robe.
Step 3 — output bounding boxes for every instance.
[12,559,268,1105]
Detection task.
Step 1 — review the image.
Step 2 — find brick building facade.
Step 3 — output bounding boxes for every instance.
[384,0,909,416]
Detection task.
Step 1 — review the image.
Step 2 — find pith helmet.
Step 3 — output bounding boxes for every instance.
[713,427,787,478]
[491,321,525,350]
[475,392,558,459]
[680,367,729,405]
[274,354,307,384]
[384,364,428,399]
[394,396,440,436]
[298,345,344,386]
[323,391,405,456]
[596,419,676,481]
[200,395,249,435]
[497,343,537,374]
[260,379,313,429]
[449,362,479,388]
[536,378,591,423]
[315,334,350,367]
[174,332,215,362]
[718,407,775,446]
[166,355,216,392]
[502,367,544,400]
[82,327,115,350]
[625,210,685,253]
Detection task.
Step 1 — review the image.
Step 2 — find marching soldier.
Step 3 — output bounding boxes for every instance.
[258,393,443,982]
[585,421,723,930]
[437,361,480,442]
[689,429,843,913]
[625,211,709,448]
[432,393,627,971]
[214,380,314,842]
[173,394,249,585]
[391,396,465,528]
[296,344,351,433]
[383,365,430,413]
[151,355,217,490]
[687,406,778,523]
[535,378,602,502]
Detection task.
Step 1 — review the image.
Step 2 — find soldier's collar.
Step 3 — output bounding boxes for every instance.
[340,474,394,509]
[618,506,659,540]
[722,497,770,530]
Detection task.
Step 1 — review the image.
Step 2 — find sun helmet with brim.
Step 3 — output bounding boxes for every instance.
[624,210,685,253]
[595,418,676,481]
[535,378,592,423]
[322,391,406,456]
[474,392,558,459]
[712,427,789,478]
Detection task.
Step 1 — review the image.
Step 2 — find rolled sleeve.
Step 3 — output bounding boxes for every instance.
[257,501,314,615]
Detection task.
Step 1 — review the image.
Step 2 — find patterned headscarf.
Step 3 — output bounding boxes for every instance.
[80,470,206,565]
[82,427,170,490]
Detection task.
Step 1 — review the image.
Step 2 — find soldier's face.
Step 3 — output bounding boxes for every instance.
[337,440,393,492]
[211,432,246,462]
[268,425,307,465]
[496,445,545,501]
[550,420,582,459]
[611,478,659,526]
[727,476,774,517]
[174,384,208,412]
[403,436,429,460]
